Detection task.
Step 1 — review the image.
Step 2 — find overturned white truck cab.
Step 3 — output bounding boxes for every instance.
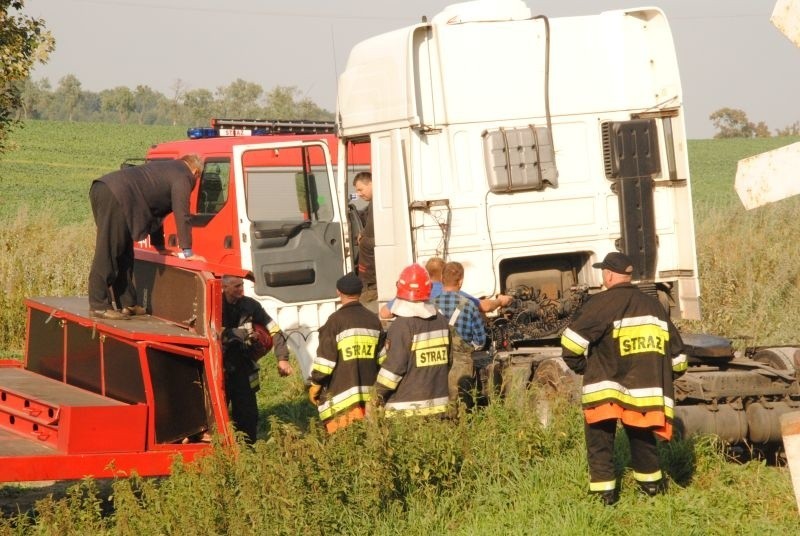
[337,0,699,319]
[334,0,800,446]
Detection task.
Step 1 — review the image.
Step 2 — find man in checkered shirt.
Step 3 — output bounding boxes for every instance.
[432,262,486,406]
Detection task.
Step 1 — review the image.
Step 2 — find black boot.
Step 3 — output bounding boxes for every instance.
[591,489,619,506]
[638,479,667,497]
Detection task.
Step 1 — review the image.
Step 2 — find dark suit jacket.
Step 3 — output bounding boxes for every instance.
[96,160,197,248]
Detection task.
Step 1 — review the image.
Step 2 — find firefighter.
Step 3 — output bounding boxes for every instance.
[88,154,206,320]
[379,256,445,320]
[308,273,386,432]
[373,264,451,417]
[221,275,293,443]
[560,252,688,505]
[432,261,486,407]
[380,256,511,320]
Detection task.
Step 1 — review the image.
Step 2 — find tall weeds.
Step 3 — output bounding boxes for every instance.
[0,209,94,355]
[0,398,796,534]
[683,197,800,347]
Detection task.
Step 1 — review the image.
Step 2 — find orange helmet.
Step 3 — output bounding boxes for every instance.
[395,263,432,301]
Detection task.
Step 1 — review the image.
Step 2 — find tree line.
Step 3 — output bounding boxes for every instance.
[709,107,800,139]
[1,1,332,154]
[2,0,54,154]
[18,79,799,139]
[4,0,797,156]
[14,75,334,127]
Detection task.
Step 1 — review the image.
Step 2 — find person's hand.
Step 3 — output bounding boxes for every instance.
[186,254,207,262]
[308,383,322,405]
[277,360,294,377]
[498,294,513,307]
[378,305,394,320]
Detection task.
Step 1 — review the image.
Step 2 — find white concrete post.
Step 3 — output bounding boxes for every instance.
[781,411,800,514]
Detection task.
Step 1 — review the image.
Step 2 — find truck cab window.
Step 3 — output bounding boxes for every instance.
[244,146,334,224]
[197,161,230,215]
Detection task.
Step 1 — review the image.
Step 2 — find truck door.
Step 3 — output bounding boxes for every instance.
[232,141,345,302]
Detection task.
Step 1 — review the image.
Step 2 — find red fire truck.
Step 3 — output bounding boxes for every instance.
[138,119,371,380]
[0,119,370,482]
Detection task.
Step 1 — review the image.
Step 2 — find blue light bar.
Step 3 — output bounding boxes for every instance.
[187,127,218,139]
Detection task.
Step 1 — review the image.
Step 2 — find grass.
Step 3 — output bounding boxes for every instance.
[0,396,796,533]
[0,120,183,224]
[688,136,800,212]
[0,121,183,355]
[682,136,800,348]
[0,122,799,532]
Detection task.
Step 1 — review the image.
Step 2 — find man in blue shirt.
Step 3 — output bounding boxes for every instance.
[380,256,512,320]
[433,262,486,347]
[432,261,486,407]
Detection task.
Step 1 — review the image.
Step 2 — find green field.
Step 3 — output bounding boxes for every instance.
[688,136,800,211]
[0,121,185,224]
[0,122,799,533]
[0,121,185,355]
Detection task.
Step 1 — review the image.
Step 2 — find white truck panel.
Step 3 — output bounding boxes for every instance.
[735,142,800,210]
[340,5,682,136]
[772,0,800,48]
[338,0,701,321]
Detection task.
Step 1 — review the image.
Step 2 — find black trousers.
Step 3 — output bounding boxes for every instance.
[224,352,259,444]
[585,418,661,489]
[88,182,137,311]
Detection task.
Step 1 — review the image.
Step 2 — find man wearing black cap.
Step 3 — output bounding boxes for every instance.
[308,273,386,433]
[560,252,687,506]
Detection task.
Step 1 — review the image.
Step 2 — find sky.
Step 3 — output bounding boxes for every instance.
[22,0,800,139]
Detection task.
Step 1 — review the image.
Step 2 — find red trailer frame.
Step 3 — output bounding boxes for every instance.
[0,258,231,482]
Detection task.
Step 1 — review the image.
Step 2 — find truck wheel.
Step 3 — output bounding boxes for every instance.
[657,288,672,316]
[752,347,797,373]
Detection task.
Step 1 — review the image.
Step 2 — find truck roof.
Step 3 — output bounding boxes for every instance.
[147,133,341,161]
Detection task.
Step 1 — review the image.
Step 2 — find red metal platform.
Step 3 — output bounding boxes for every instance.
[0,262,230,482]
[0,365,208,481]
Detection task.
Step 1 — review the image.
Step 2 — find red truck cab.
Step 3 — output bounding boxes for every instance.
[140,119,370,271]
[137,119,371,381]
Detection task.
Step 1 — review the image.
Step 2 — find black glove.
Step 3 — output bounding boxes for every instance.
[223,327,250,348]
[562,355,587,374]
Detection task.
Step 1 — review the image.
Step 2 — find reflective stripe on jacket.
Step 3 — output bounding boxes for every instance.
[560,283,685,439]
[375,314,451,416]
[311,301,385,423]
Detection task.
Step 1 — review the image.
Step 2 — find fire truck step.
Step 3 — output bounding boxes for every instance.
[0,367,147,454]
[0,426,58,457]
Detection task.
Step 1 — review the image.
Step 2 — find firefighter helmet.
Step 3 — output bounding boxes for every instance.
[395,263,432,301]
